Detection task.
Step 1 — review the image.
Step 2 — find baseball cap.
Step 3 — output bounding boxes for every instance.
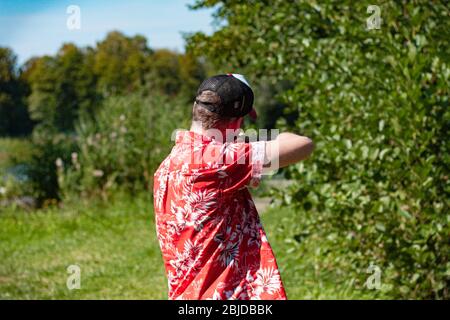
[195,74,257,120]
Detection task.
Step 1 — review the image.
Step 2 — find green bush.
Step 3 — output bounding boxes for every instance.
[59,92,190,199]
[26,128,78,205]
[0,138,32,204]
[188,0,450,298]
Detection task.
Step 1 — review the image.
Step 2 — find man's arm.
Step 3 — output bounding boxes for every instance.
[264,132,314,168]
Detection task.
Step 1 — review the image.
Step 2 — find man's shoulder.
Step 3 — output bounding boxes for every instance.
[154,154,171,177]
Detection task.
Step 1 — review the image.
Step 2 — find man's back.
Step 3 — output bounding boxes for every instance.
[153,130,287,300]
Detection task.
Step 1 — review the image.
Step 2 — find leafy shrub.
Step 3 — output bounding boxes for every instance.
[0,138,33,206]
[188,0,450,298]
[59,92,190,199]
[26,128,78,205]
[0,175,27,206]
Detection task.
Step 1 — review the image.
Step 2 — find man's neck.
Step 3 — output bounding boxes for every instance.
[190,123,226,138]
[190,123,242,143]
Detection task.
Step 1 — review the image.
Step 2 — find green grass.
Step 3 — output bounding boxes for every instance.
[0,190,383,299]
[0,192,167,299]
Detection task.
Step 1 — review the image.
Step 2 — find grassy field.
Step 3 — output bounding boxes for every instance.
[0,189,383,299]
[0,193,167,299]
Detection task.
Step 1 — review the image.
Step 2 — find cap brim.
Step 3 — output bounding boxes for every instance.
[248,108,258,120]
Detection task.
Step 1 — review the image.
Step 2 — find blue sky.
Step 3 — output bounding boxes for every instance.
[0,0,216,64]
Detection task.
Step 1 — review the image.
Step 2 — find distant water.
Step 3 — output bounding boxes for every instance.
[4,164,29,182]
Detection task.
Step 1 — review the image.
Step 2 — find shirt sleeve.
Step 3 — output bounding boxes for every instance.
[220,141,266,194]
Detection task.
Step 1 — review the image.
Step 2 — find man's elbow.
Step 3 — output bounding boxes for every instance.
[307,137,315,154]
[300,137,314,160]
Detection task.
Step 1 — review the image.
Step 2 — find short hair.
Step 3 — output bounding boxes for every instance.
[192,101,235,130]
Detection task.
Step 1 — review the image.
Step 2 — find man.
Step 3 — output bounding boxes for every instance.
[153,74,313,300]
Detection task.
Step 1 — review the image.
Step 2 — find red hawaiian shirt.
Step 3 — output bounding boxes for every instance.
[153,130,287,300]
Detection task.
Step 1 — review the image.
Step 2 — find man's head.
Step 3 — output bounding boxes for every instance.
[192,74,256,131]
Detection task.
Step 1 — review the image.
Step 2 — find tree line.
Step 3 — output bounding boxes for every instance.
[0,31,207,136]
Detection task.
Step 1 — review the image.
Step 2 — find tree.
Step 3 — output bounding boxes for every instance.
[145,49,182,96]
[144,49,207,99]
[25,55,58,130]
[94,31,152,95]
[0,47,32,136]
[25,44,99,132]
[178,52,207,100]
